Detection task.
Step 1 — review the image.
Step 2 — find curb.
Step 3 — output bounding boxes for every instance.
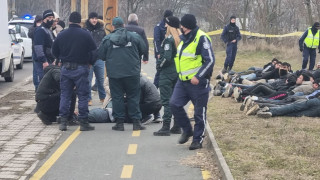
[205,86,234,180]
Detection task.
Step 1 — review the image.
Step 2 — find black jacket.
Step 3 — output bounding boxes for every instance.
[83,20,106,48]
[33,24,55,63]
[125,22,149,61]
[52,24,97,65]
[36,66,61,101]
[140,76,161,104]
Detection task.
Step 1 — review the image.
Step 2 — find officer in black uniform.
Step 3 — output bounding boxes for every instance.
[52,12,97,131]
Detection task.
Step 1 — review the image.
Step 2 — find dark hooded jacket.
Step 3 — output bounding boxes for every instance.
[35,65,61,102]
[140,76,161,104]
[98,28,146,78]
[83,19,106,48]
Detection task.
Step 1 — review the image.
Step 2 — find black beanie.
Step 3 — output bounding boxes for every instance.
[43,9,54,20]
[163,10,173,18]
[180,14,197,30]
[69,11,81,23]
[313,22,320,28]
[89,12,98,19]
[58,20,66,29]
[230,15,236,20]
[165,16,180,29]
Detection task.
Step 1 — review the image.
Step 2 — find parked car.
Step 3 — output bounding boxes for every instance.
[9,29,24,69]
[8,16,33,59]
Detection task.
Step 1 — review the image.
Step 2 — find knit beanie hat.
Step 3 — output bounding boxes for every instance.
[69,12,81,23]
[180,14,197,30]
[112,17,124,26]
[230,15,236,20]
[43,9,54,20]
[163,10,173,18]
[89,12,98,19]
[165,16,180,29]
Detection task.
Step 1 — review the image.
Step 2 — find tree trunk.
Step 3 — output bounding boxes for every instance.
[306,0,313,26]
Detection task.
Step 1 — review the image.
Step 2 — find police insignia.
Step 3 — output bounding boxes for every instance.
[164,44,170,50]
[203,41,210,49]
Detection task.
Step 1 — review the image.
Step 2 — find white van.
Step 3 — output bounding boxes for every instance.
[0,0,14,82]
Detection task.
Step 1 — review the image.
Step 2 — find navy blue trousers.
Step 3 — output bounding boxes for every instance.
[59,65,90,119]
[170,79,210,143]
[224,43,238,70]
[302,47,316,70]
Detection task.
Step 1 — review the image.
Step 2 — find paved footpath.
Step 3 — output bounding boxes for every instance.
[0,82,62,180]
[0,59,220,180]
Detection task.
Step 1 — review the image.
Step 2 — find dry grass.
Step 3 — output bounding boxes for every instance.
[208,43,320,179]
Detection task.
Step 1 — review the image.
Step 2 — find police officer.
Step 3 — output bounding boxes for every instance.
[153,16,181,136]
[98,17,147,131]
[153,10,173,88]
[221,15,241,73]
[34,9,55,82]
[299,22,320,70]
[52,12,97,131]
[170,14,215,150]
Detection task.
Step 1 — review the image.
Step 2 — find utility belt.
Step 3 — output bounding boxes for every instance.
[62,62,87,70]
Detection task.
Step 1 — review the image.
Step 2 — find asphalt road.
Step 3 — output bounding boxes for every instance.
[31,57,205,180]
[0,60,33,96]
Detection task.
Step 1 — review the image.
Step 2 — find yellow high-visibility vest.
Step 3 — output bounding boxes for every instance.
[304,27,320,48]
[175,30,211,81]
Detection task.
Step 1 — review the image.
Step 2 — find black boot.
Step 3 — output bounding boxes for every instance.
[189,141,202,150]
[59,117,68,131]
[112,118,125,131]
[79,118,95,131]
[37,111,53,125]
[178,130,193,144]
[170,119,181,134]
[153,122,170,136]
[133,119,146,131]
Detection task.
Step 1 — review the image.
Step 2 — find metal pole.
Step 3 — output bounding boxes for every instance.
[55,0,60,15]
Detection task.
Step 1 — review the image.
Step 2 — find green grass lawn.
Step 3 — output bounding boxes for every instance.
[208,46,320,179]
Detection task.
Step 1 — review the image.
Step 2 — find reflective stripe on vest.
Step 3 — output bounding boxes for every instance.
[304,27,320,48]
[175,30,211,81]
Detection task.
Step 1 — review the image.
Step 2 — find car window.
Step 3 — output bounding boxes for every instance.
[10,34,17,42]
[20,29,27,38]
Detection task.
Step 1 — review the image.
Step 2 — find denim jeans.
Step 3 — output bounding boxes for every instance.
[32,53,40,91]
[88,59,106,100]
[241,73,256,81]
[270,98,320,117]
[34,61,44,83]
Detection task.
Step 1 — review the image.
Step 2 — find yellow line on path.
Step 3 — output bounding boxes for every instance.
[147,76,153,80]
[127,144,138,155]
[142,72,147,76]
[30,128,81,180]
[121,165,134,178]
[132,130,140,137]
[201,170,211,179]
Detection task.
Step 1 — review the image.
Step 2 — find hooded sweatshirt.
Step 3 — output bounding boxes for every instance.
[98,28,146,78]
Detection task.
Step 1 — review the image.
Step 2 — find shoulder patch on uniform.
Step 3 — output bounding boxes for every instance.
[203,41,210,49]
[164,44,170,50]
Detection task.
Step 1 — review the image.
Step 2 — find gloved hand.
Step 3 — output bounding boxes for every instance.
[300,48,303,52]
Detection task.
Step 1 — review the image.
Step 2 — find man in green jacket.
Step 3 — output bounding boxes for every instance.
[98,17,147,131]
